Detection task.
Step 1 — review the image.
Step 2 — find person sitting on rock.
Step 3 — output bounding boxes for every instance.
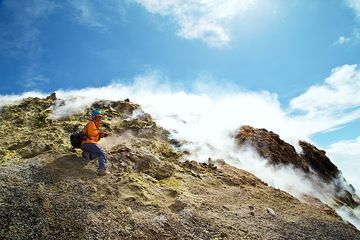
[81,109,109,176]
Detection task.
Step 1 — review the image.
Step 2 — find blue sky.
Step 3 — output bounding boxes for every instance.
[1,0,360,148]
[0,0,358,95]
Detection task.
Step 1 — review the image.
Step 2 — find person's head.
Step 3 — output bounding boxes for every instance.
[91,109,103,123]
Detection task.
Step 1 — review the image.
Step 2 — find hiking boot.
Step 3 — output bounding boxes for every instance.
[98,169,110,176]
[82,151,91,160]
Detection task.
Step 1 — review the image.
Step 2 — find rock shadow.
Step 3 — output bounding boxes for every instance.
[31,154,98,184]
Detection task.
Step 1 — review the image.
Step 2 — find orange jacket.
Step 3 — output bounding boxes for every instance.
[82,120,101,144]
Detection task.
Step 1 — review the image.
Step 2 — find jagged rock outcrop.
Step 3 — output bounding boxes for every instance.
[298,141,339,182]
[235,125,359,208]
[0,96,359,239]
[235,126,309,172]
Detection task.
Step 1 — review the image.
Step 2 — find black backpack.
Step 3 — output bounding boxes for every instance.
[70,120,97,148]
[70,132,86,148]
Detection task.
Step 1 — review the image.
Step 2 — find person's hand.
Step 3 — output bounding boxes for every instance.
[99,131,108,138]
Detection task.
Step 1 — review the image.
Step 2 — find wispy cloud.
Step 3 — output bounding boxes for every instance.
[345,0,360,43]
[289,65,360,142]
[67,0,107,30]
[334,36,351,45]
[134,0,257,47]
[22,63,49,88]
[0,0,58,57]
[1,0,128,89]
[0,0,58,88]
[347,0,360,17]
[290,64,360,113]
[67,0,127,31]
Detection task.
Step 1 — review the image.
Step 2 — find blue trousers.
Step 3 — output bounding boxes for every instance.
[81,143,106,170]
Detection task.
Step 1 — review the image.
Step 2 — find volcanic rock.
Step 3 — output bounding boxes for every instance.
[235,125,359,208]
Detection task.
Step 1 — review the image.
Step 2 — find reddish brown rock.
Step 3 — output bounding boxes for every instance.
[235,125,309,172]
[235,125,359,208]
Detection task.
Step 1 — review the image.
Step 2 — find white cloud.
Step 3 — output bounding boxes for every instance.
[134,0,257,47]
[287,65,360,155]
[334,36,351,45]
[326,136,360,194]
[0,91,46,108]
[290,64,360,113]
[347,0,360,17]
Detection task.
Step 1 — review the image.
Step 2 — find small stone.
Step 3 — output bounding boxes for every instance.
[19,148,33,158]
[222,205,230,211]
[166,188,179,198]
[169,199,188,212]
[220,232,228,238]
[267,207,276,216]
[89,186,97,193]
[126,207,133,213]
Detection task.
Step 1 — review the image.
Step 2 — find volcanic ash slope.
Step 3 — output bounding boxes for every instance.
[0,95,359,240]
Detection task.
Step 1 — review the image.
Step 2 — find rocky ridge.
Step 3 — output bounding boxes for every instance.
[235,125,360,209]
[0,94,359,240]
